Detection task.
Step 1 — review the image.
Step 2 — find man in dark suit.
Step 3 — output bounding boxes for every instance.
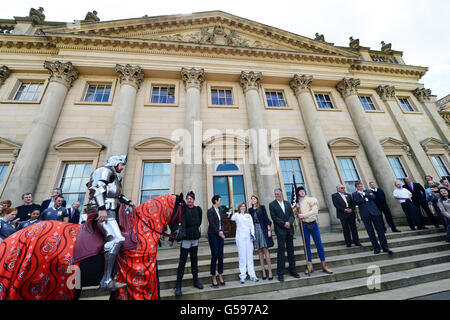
[67,201,81,224]
[369,181,401,233]
[269,188,300,281]
[40,188,67,212]
[353,182,393,255]
[403,177,439,228]
[332,184,361,248]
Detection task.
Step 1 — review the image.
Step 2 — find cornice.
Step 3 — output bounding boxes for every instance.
[0,33,429,79]
[351,60,427,78]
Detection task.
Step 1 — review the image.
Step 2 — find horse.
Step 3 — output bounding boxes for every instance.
[0,193,184,300]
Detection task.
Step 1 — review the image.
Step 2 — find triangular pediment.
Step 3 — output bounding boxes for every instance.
[328,137,360,149]
[134,137,177,152]
[0,137,21,155]
[54,137,105,153]
[421,137,449,153]
[41,11,358,58]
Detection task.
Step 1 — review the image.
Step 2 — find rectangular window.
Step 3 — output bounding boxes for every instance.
[84,84,111,102]
[213,175,246,211]
[13,82,44,101]
[315,93,335,109]
[431,156,450,179]
[398,98,415,112]
[359,96,376,111]
[337,158,360,193]
[60,163,93,207]
[265,90,286,107]
[279,159,305,201]
[0,164,8,186]
[387,157,408,183]
[151,85,175,104]
[140,162,171,203]
[211,88,233,106]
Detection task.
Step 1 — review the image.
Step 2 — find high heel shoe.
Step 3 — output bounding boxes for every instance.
[218,274,225,286]
[262,268,267,280]
[211,276,219,288]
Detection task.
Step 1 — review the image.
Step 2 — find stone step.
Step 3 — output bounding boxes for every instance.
[156,238,448,291]
[221,261,450,300]
[159,245,450,300]
[82,249,450,301]
[154,232,447,278]
[155,228,444,265]
[81,239,450,299]
[340,278,450,300]
[78,229,448,299]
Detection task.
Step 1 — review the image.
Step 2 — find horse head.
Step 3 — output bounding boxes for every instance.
[167,193,185,240]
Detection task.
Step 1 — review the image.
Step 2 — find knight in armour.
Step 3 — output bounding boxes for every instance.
[86,155,135,291]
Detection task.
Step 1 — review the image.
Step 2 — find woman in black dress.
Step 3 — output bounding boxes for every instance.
[248,195,274,280]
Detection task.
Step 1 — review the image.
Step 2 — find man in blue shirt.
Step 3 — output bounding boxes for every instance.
[40,195,69,222]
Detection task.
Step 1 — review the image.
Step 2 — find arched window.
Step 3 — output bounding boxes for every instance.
[216,162,239,172]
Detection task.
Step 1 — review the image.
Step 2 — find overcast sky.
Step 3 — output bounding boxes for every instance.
[3,0,450,99]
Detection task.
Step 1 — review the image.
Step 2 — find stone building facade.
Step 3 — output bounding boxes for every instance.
[0,9,449,233]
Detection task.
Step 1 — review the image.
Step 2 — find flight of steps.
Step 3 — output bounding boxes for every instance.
[80,227,450,300]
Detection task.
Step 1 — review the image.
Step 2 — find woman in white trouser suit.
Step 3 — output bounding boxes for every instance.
[230,202,259,284]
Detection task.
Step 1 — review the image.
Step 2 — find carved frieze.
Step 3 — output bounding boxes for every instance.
[0,65,10,87]
[413,88,432,102]
[290,74,313,96]
[84,10,100,22]
[115,64,144,90]
[154,25,279,49]
[376,85,396,101]
[29,7,45,24]
[336,78,361,99]
[181,67,205,91]
[43,61,79,89]
[239,71,262,94]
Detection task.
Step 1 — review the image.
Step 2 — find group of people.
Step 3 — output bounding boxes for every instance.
[0,188,84,243]
[1,167,449,296]
[172,176,450,297]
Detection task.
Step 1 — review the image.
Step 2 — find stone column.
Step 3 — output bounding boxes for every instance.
[413,88,450,144]
[376,85,439,179]
[290,74,341,227]
[106,64,144,159]
[181,67,205,210]
[336,78,401,215]
[0,66,11,87]
[239,71,277,207]
[2,61,78,205]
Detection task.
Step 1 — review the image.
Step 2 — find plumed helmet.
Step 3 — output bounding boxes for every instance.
[105,155,127,167]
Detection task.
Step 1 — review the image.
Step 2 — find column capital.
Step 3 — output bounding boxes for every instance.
[376,85,396,101]
[289,74,313,96]
[181,67,205,91]
[413,88,432,102]
[239,71,262,94]
[115,64,144,90]
[0,66,10,87]
[336,78,360,99]
[43,61,79,89]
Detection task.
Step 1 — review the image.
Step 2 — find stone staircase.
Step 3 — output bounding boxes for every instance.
[80,227,450,300]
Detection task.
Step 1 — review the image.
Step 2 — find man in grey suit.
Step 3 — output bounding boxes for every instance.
[269,188,300,281]
[352,182,393,255]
